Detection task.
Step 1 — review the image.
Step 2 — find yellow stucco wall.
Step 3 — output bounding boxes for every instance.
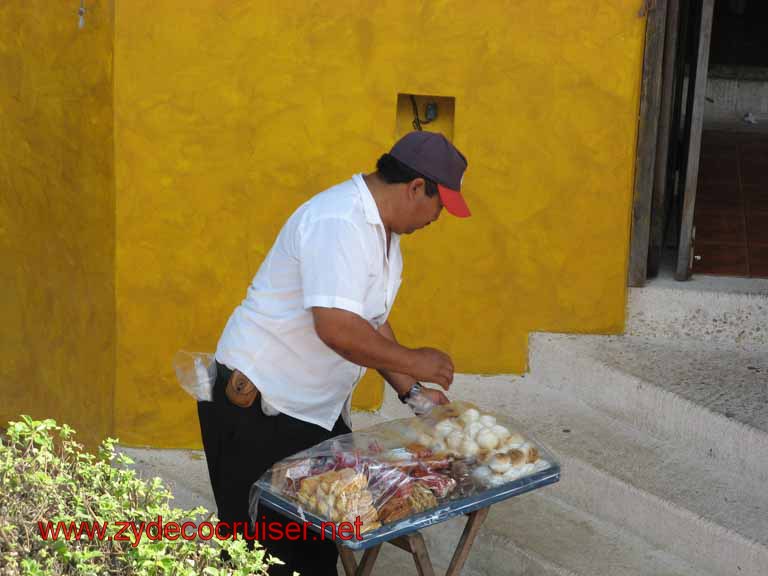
[0,1,115,448]
[112,1,645,448]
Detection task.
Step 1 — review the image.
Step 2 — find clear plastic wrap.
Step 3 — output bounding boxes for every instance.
[174,351,216,402]
[251,402,559,546]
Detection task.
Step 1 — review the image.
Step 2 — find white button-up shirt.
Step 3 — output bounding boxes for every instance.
[215,174,403,430]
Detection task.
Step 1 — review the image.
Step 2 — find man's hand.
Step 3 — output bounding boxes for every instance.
[410,347,454,390]
[418,386,450,407]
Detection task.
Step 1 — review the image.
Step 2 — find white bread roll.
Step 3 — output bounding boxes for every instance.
[479,414,497,427]
[488,453,512,474]
[460,438,480,458]
[434,419,456,438]
[471,465,493,484]
[491,424,511,441]
[464,422,484,440]
[476,428,500,450]
[460,408,480,425]
[446,431,463,451]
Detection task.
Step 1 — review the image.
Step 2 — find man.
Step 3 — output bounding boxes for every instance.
[198,131,470,575]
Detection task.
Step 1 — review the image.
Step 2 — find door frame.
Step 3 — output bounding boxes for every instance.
[628,0,671,287]
[628,0,717,285]
[674,0,715,280]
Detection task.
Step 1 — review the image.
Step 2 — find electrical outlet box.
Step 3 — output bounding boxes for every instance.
[396,94,456,141]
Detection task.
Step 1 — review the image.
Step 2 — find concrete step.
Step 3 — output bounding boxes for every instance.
[359,375,768,576]
[501,377,768,576]
[422,491,715,576]
[355,388,736,574]
[627,286,768,348]
[528,332,768,485]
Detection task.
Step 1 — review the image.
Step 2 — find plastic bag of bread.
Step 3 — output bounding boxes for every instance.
[251,401,557,536]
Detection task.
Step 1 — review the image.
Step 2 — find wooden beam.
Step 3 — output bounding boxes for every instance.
[407,532,436,576]
[356,545,382,576]
[628,0,669,287]
[337,545,358,576]
[389,535,414,553]
[675,0,715,280]
[647,0,681,277]
[445,508,490,576]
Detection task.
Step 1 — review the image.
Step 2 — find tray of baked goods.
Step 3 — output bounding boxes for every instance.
[250,402,560,550]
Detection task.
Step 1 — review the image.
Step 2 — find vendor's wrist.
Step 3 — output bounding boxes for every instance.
[399,382,422,404]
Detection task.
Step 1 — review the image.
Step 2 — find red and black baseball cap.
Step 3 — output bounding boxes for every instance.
[389,131,471,218]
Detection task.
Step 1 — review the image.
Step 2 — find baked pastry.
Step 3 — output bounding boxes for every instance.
[476,428,500,450]
[460,408,480,425]
[435,419,459,438]
[296,468,381,532]
[479,414,497,428]
[459,438,480,458]
[378,482,438,524]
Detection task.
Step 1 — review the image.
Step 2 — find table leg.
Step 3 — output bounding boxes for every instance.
[337,544,358,576]
[339,506,489,576]
[406,532,436,576]
[445,508,489,576]
[337,543,382,576]
[357,544,382,576]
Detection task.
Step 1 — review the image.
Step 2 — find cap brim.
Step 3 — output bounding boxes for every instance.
[438,184,471,218]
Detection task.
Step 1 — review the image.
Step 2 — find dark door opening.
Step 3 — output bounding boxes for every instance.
[645,0,768,281]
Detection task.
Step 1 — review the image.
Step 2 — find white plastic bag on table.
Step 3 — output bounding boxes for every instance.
[252,401,559,536]
[174,350,216,402]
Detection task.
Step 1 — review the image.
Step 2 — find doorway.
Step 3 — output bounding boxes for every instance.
[630,0,768,285]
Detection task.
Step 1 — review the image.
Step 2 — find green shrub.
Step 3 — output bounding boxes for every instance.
[0,416,278,575]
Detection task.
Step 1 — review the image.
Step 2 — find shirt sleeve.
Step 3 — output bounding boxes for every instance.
[299,217,369,316]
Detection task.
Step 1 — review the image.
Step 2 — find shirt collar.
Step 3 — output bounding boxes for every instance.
[353,173,384,227]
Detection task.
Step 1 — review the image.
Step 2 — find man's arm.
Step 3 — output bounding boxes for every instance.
[375,321,419,397]
[376,321,450,407]
[311,308,454,389]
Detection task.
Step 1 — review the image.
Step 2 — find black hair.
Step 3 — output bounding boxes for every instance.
[376,153,438,197]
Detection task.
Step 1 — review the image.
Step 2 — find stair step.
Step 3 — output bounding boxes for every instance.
[498,377,768,576]
[359,380,767,576]
[529,332,768,484]
[627,286,768,347]
[420,491,714,576]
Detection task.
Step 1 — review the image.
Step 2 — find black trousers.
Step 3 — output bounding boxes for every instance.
[197,361,351,576]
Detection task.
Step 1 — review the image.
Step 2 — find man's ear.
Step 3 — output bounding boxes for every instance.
[408,178,426,199]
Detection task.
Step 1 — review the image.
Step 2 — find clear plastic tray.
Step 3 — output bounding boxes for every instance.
[251,402,561,550]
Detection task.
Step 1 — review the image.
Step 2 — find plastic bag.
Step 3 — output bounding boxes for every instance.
[405,387,437,415]
[252,401,557,535]
[174,351,216,402]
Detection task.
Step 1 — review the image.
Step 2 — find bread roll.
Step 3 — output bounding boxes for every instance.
[486,473,507,487]
[488,454,512,474]
[502,467,523,482]
[446,431,463,451]
[460,438,480,458]
[476,428,500,450]
[435,419,456,438]
[460,408,480,424]
[506,449,526,467]
[464,422,484,440]
[491,424,511,441]
[479,414,497,428]
[471,466,493,484]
